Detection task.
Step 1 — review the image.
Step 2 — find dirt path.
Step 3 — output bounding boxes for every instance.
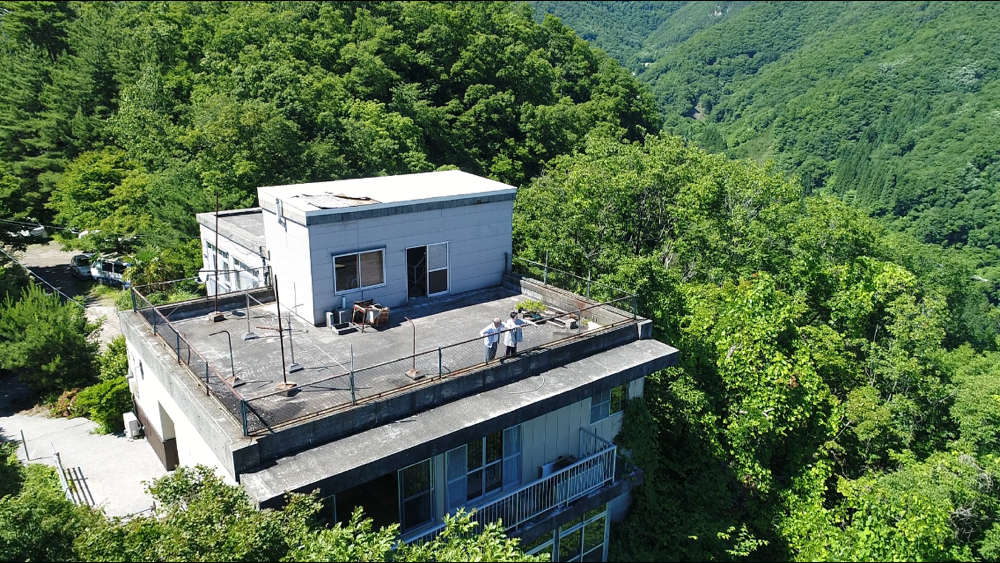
[17,243,122,350]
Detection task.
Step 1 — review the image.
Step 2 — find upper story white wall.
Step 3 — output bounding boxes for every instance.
[258,171,517,326]
[199,225,268,296]
[306,200,513,324]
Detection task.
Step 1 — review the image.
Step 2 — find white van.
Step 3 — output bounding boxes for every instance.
[90,254,132,288]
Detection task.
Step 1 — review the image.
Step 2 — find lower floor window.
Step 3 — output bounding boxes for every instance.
[523,504,607,562]
[399,459,434,533]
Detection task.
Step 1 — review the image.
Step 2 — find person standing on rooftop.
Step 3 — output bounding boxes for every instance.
[480,317,502,363]
[503,311,525,358]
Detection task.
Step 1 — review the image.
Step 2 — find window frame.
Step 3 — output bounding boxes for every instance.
[398,458,435,534]
[445,424,521,512]
[590,382,629,424]
[333,248,387,295]
[425,241,450,297]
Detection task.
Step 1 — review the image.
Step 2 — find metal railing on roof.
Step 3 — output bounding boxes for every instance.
[129,258,639,436]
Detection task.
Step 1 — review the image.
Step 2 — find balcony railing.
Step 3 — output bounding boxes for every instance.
[404,428,616,545]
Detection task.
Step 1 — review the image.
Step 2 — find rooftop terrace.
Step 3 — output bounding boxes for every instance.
[130,264,640,437]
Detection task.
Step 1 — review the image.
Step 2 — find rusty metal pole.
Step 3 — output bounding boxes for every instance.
[405,317,421,379]
[214,191,220,313]
[274,276,288,386]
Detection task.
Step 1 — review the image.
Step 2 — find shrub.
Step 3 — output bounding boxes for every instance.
[73,377,133,434]
[98,335,128,381]
[0,285,99,398]
[50,388,82,418]
[515,299,546,314]
[114,289,134,311]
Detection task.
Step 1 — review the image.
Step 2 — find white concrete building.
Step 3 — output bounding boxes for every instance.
[197,208,268,296]
[123,170,677,561]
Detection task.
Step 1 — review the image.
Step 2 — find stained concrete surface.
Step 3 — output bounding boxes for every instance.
[0,377,168,518]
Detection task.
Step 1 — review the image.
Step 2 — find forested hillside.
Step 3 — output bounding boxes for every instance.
[529,1,1000,255]
[3,2,1000,562]
[0,0,655,276]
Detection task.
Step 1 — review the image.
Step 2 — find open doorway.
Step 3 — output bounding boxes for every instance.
[406,242,449,299]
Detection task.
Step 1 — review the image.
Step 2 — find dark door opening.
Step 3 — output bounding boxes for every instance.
[407,246,427,299]
[334,472,399,531]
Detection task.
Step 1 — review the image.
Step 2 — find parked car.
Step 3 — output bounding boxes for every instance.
[70,253,95,280]
[90,254,133,288]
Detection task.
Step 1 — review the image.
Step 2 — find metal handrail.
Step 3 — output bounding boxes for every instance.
[403,429,617,544]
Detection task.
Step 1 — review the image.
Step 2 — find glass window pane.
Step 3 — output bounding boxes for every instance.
[402,494,431,531]
[467,439,483,469]
[561,516,582,533]
[447,480,466,511]
[521,534,552,554]
[503,456,521,489]
[582,547,604,562]
[584,506,606,522]
[359,250,384,287]
[427,243,448,270]
[611,383,628,414]
[584,517,605,552]
[447,446,467,480]
[486,432,503,463]
[484,462,502,494]
[335,254,359,292]
[504,426,521,455]
[467,469,483,501]
[402,460,431,498]
[590,404,603,424]
[559,528,582,561]
[428,269,448,294]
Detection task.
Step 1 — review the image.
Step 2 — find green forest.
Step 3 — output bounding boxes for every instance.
[2,1,1000,562]
[530,1,1000,256]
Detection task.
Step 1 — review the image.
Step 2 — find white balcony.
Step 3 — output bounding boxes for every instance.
[404,428,617,545]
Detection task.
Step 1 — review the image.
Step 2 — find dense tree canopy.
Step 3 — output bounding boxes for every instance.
[516,129,1000,561]
[532,1,1000,256]
[0,0,657,271]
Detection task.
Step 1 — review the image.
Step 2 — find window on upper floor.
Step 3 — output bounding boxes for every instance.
[398,458,434,533]
[446,425,521,512]
[334,249,385,293]
[590,382,629,424]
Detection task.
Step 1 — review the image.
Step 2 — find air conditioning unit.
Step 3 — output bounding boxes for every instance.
[123,412,141,439]
[338,309,351,325]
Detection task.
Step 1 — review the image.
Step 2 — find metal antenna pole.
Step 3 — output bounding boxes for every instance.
[287,310,303,373]
[405,317,421,379]
[243,292,258,340]
[274,276,289,386]
[208,191,224,322]
[209,330,242,386]
[214,191,219,312]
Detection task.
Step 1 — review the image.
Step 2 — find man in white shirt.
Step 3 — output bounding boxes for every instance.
[480,317,502,363]
[503,311,525,358]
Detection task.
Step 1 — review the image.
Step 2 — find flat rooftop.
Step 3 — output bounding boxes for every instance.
[240,337,677,507]
[258,170,516,219]
[196,208,265,252]
[157,283,633,434]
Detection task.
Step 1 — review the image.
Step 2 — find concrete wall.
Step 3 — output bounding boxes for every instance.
[200,225,267,296]
[261,207,316,324]
[305,200,513,325]
[122,313,245,483]
[519,377,641,482]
